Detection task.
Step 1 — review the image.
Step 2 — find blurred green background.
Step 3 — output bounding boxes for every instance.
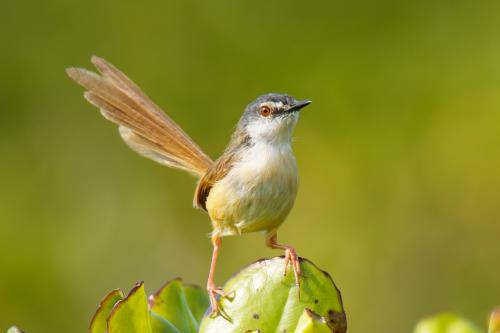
[1,0,499,332]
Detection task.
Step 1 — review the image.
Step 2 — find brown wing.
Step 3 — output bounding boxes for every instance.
[194,151,239,211]
[193,129,251,211]
[66,56,213,177]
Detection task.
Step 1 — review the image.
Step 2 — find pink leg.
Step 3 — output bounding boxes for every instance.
[207,235,226,315]
[265,232,301,292]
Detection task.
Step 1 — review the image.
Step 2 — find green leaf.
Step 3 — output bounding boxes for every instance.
[6,327,24,333]
[199,257,346,333]
[89,289,124,333]
[87,280,209,333]
[150,312,181,333]
[149,278,201,333]
[107,281,153,333]
[183,284,210,323]
[294,308,335,333]
[414,313,484,333]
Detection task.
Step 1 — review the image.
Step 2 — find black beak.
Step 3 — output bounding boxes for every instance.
[287,100,312,112]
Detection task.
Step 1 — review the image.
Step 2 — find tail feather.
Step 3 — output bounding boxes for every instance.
[66,56,213,177]
[118,127,201,173]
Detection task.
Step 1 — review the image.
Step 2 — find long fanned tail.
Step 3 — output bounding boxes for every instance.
[66,56,213,177]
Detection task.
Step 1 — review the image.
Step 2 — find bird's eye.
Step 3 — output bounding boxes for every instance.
[260,105,272,117]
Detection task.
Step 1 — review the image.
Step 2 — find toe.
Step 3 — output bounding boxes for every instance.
[213,288,227,297]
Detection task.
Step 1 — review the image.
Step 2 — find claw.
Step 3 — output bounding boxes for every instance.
[207,285,222,316]
[207,283,229,316]
[212,286,228,297]
[284,247,301,298]
[265,233,302,298]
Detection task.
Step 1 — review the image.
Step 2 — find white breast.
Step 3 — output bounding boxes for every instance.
[206,141,298,236]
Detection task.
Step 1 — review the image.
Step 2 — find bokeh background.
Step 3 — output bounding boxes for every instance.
[1,0,499,332]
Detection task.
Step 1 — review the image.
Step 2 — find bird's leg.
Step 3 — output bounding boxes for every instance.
[207,234,226,315]
[265,232,301,292]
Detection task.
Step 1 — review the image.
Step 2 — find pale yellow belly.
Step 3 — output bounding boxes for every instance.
[206,151,298,237]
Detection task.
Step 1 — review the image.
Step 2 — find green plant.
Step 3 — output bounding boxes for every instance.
[90,257,346,333]
[90,279,208,333]
[6,328,24,333]
[6,257,345,333]
[413,309,500,333]
[198,257,346,333]
[414,313,484,333]
[6,257,497,333]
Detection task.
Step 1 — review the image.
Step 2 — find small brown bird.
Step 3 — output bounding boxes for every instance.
[66,56,311,314]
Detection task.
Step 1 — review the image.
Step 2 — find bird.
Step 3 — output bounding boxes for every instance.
[66,56,311,315]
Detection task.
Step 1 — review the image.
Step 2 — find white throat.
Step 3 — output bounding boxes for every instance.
[245,113,299,146]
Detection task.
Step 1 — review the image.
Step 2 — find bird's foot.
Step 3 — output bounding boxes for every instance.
[265,234,302,298]
[207,283,227,316]
[284,246,301,296]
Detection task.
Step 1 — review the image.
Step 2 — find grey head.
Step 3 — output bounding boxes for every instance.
[234,93,311,145]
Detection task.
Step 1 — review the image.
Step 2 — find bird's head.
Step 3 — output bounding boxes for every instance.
[238,93,311,145]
